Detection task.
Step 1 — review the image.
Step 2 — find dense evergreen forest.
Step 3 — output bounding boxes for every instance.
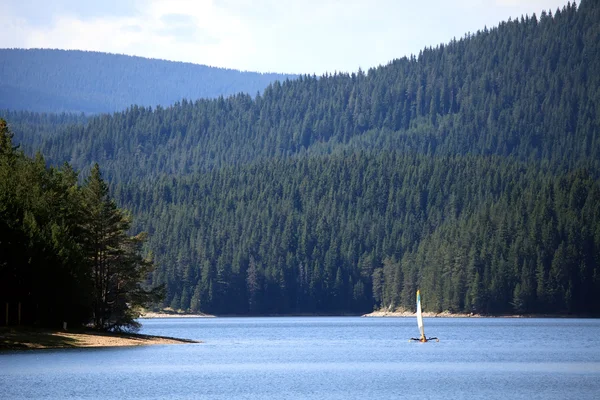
[2,1,599,316]
[0,120,159,329]
[0,49,296,114]
[121,154,600,315]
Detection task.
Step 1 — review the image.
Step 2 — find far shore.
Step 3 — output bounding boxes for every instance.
[138,310,594,319]
[362,310,595,318]
[140,311,215,318]
[0,328,199,351]
[363,310,480,318]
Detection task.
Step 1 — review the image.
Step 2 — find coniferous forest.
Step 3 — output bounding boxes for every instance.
[0,120,159,329]
[1,0,599,322]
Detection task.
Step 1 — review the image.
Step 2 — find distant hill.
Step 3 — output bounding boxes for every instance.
[0,49,296,114]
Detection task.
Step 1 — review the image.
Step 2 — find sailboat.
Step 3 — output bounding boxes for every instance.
[409,290,439,342]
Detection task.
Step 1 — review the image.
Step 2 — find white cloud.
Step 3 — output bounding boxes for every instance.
[0,0,572,75]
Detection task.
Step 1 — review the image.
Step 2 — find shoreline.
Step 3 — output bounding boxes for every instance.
[140,311,596,319]
[362,310,596,318]
[0,328,199,350]
[363,310,480,318]
[140,311,215,318]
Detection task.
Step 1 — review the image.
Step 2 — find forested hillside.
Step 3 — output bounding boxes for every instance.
[7,1,599,182]
[0,49,296,114]
[117,154,600,315]
[3,1,599,316]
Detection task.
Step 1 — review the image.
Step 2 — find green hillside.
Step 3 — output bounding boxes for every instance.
[117,153,600,315]
[2,0,599,316]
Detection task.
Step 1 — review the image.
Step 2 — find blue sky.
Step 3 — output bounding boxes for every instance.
[1,0,571,74]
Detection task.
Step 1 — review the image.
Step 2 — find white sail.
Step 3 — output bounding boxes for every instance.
[416,290,425,339]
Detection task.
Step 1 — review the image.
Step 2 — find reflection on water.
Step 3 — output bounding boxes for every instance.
[1,317,599,399]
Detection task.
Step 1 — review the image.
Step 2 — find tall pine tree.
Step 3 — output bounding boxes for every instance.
[81,164,160,331]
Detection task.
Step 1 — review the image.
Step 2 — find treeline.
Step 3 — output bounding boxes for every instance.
[0,110,88,150]
[112,152,600,315]
[0,120,159,330]
[0,49,296,114]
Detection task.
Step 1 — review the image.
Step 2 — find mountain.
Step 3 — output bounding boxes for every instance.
[8,2,599,181]
[0,49,297,114]
[2,0,599,316]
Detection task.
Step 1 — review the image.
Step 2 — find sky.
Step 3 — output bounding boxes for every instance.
[1,0,571,75]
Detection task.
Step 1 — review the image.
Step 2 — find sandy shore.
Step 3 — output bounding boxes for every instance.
[361,310,579,318]
[0,329,199,350]
[140,311,215,318]
[363,310,481,318]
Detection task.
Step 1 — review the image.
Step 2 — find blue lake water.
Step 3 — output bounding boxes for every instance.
[1,317,600,399]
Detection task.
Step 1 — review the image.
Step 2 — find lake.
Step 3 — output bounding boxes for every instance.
[1,317,599,399]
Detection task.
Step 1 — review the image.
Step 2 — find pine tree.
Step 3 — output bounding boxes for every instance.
[80,164,160,331]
